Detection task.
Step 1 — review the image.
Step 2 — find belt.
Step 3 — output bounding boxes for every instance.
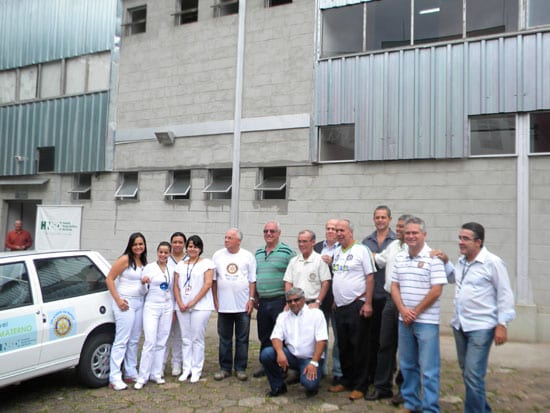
[305,299,316,305]
[259,295,284,302]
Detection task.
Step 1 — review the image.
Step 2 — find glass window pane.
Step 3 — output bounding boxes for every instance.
[40,62,62,99]
[87,52,110,92]
[20,66,38,100]
[467,0,517,37]
[66,57,87,95]
[414,0,462,45]
[528,0,550,27]
[319,124,355,162]
[366,0,410,51]
[530,112,550,153]
[0,70,16,104]
[321,4,364,58]
[0,262,32,310]
[470,114,515,156]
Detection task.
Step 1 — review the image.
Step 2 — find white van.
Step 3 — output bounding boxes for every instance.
[0,250,115,388]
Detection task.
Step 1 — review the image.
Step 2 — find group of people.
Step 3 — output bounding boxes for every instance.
[105,208,516,413]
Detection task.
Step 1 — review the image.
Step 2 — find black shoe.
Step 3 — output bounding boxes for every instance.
[364,389,393,401]
[391,390,404,406]
[266,384,287,397]
[305,389,318,398]
[331,376,343,386]
[253,368,266,378]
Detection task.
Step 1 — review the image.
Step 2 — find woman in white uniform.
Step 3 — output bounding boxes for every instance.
[174,235,215,383]
[134,241,174,389]
[106,232,148,390]
[164,232,186,376]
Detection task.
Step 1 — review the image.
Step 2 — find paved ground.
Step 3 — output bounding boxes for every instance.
[2,315,550,413]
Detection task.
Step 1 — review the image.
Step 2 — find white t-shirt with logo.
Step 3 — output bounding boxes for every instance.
[212,248,257,313]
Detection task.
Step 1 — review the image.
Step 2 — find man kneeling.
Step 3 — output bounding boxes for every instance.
[260,287,327,397]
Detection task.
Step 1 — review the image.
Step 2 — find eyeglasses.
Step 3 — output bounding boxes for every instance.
[263,229,278,234]
[458,235,476,242]
[286,297,303,304]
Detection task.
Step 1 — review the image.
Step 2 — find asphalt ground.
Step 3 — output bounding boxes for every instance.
[2,314,550,413]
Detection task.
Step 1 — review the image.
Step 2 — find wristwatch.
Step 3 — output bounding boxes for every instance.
[309,360,319,368]
[315,299,322,305]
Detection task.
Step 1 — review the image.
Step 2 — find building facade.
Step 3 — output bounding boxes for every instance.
[1,0,550,341]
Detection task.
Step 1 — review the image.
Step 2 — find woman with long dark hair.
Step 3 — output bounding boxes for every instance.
[106,232,148,390]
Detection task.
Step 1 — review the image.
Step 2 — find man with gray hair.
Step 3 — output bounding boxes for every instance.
[284,229,331,311]
[212,228,257,381]
[391,216,448,413]
[260,287,328,397]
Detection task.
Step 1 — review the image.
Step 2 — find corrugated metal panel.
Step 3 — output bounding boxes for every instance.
[0,93,109,175]
[0,0,117,70]
[315,32,550,161]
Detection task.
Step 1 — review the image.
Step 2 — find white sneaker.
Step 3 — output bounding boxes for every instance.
[151,377,165,385]
[110,381,128,391]
[190,373,200,383]
[178,370,191,382]
[172,366,182,377]
[134,382,144,390]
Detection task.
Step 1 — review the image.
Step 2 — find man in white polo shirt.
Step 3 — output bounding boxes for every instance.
[391,216,448,413]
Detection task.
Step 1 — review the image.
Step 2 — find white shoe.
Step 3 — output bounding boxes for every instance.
[172,366,182,377]
[134,382,144,390]
[190,373,200,383]
[178,370,191,382]
[110,381,128,391]
[151,377,165,385]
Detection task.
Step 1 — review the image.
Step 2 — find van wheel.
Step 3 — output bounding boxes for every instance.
[77,332,113,387]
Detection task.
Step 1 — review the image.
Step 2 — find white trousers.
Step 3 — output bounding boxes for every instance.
[176,309,212,375]
[163,313,183,369]
[137,301,172,383]
[109,295,144,382]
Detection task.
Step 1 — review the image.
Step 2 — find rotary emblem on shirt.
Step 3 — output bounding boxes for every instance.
[308,272,317,282]
[417,261,425,268]
[226,263,238,274]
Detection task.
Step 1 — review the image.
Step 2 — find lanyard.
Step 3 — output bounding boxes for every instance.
[184,260,197,287]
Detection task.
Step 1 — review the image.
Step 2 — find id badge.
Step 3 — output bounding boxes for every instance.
[184,285,192,296]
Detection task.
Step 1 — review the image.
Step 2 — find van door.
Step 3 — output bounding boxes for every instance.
[0,261,43,384]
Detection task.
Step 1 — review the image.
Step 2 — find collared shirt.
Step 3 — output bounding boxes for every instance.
[392,243,447,324]
[451,246,515,332]
[375,239,408,293]
[332,242,376,307]
[318,240,340,258]
[283,251,331,301]
[363,229,397,299]
[255,242,296,298]
[5,229,33,251]
[270,305,328,359]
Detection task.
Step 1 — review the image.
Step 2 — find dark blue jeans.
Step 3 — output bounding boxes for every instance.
[260,346,323,392]
[257,296,286,356]
[217,312,251,372]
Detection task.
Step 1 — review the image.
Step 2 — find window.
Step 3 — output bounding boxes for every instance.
[213,0,238,17]
[37,147,55,172]
[65,56,87,95]
[255,167,287,200]
[87,52,111,92]
[175,0,198,24]
[470,114,516,156]
[530,112,550,153]
[467,0,517,37]
[266,0,292,7]
[40,62,62,99]
[365,0,410,51]
[414,0,462,45]
[529,0,550,27]
[115,172,139,200]
[321,4,363,58]
[318,124,355,162]
[203,169,232,200]
[69,174,92,200]
[35,256,108,302]
[0,262,32,310]
[164,170,191,200]
[125,5,147,35]
[19,66,38,101]
[0,70,16,104]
